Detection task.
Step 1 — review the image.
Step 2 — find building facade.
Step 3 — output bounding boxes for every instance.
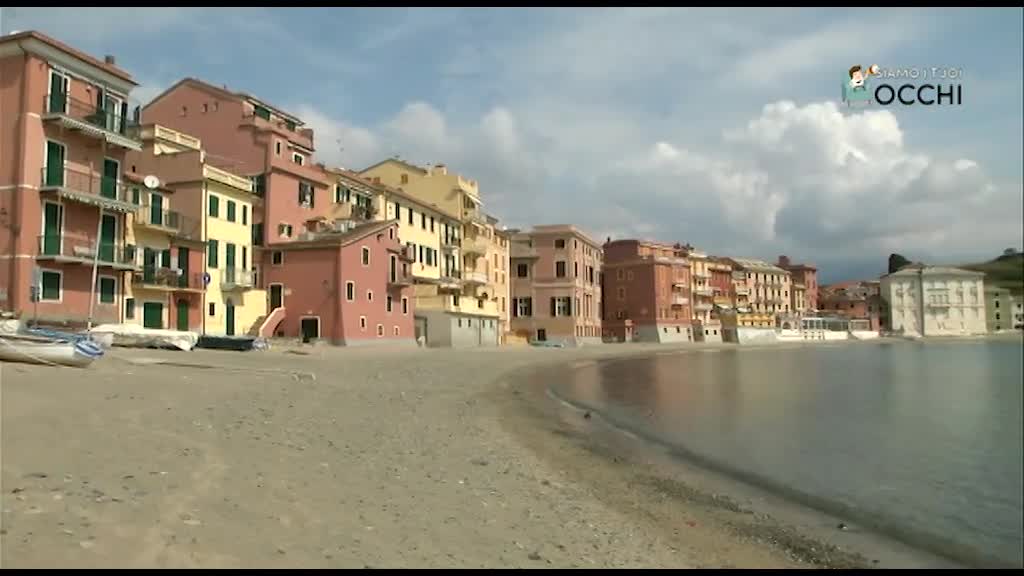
[776,255,818,312]
[881,265,986,336]
[259,220,415,345]
[510,225,603,346]
[726,257,793,319]
[1,31,144,327]
[984,285,1024,332]
[819,280,888,332]
[601,239,691,343]
[685,247,719,341]
[359,159,502,347]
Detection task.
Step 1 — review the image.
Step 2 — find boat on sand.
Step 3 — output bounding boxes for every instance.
[0,334,104,368]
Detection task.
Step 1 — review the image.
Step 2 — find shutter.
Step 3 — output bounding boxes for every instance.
[96,88,104,112]
[298,184,304,205]
[566,298,573,317]
[120,101,128,133]
[551,297,556,317]
[511,298,518,318]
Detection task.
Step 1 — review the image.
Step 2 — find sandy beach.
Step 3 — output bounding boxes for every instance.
[2,340,899,568]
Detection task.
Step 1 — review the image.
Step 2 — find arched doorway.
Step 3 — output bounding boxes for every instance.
[225,299,236,336]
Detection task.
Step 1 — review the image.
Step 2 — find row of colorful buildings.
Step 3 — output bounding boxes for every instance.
[1,30,836,347]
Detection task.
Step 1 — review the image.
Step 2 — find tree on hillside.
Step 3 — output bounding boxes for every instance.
[1003,248,1018,257]
[888,253,911,274]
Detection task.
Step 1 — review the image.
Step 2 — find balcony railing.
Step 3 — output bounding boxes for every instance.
[134,267,205,291]
[672,280,688,289]
[463,209,489,226]
[441,236,462,250]
[463,271,488,285]
[42,93,141,147]
[220,268,256,289]
[462,236,489,256]
[693,302,713,311]
[388,273,414,287]
[510,244,539,259]
[693,286,715,296]
[334,202,377,222]
[40,166,138,213]
[734,286,751,294]
[671,295,689,307]
[36,234,137,268]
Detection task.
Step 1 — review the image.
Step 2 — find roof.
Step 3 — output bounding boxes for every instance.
[726,257,790,274]
[144,78,302,123]
[0,30,136,84]
[528,224,602,248]
[884,265,984,278]
[359,157,429,176]
[271,220,398,251]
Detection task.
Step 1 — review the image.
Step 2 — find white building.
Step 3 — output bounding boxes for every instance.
[984,286,1024,332]
[880,265,986,337]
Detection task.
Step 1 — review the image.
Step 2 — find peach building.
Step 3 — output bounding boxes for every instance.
[259,220,415,345]
[509,225,602,346]
[777,255,818,312]
[602,239,693,343]
[0,31,144,327]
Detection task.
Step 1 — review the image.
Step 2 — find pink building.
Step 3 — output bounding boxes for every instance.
[602,239,693,343]
[260,220,415,345]
[0,31,143,327]
[819,280,887,332]
[509,225,602,346]
[140,78,333,268]
[777,255,818,312]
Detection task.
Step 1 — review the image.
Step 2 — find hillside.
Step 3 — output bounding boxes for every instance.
[960,251,1024,295]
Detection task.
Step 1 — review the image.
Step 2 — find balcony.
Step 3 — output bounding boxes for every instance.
[462,209,489,227]
[333,202,376,222]
[463,270,489,285]
[693,286,715,297]
[388,273,414,288]
[36,234,137,270]
[693,302,713,312]
[438,270,463,291]
[651,255,688,266]
[692,271,711,279]
[462,236,489,256]
[671,295,689,307]
[220,268,256,290]
[734,286,751,295]
[42,93,141,151]
[510,244,539,259]
[39,166,139,214]
[135,206,186,234]
[133,267,205,292]
[926,301,951,309]
[441,237,461,251]
[672,280,688,289]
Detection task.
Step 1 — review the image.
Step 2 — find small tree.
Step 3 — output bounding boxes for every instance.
[888,253,911,274]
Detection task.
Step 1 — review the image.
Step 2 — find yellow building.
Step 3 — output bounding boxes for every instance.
[491,224,511,341]
[359,159,502,347]
[203,166,265,336]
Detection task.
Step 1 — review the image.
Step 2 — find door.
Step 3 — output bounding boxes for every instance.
[537,329,547,342]
[142,302,163,329]
[269,284,283,310]
[177,247,190,288]
[101,159,118,199]
[42,203,63,255]
[176,299,189,331]
[150,193,164,226]
[48,70,68,113]
[225,243,236,283]
[99,214,116,262]
[142,247,157,282]
[104,93,123,133]
[225,301,236,336]
[300,318,319,343]
[45,141,65,187]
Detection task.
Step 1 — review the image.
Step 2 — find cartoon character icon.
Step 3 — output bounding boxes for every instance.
[848,64,880,91]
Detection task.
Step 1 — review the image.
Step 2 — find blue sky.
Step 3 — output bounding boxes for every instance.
[6,7,1022,282]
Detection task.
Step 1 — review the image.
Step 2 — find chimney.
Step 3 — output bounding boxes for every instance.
[104,55,116,66]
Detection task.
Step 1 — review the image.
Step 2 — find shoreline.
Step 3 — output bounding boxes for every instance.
[0,337,1011,568]
[494,342,968,570]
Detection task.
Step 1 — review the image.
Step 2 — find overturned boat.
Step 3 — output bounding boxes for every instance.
[90,323,199,352]
[0,333,104,368]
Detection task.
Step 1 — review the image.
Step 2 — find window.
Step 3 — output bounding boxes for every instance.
[996,301,1000,309]
[361,246,370,266]
[252,174,266,197]
[627,270,634,281]
[618,287,625,300]
[377,324,384,337]
[242,205,249,225]
[202,103,209,113]
[346,282,355,301]
[298,182,314,207]
[478,299,484,309]
[996,313,1001,320]
[132,187,141,205]
[285,120,296,131]
[208,195,219,217]
[393,326,400,336]
[395,203,401,219]
[517,263,528,278]
[387,295,393,313]
[125,298,135,319]
[402,297,409,315]
[389,227,394,239]
[360,316,367,331]
[556,261,566,278]
[408,208,414,225]
[293,153,304,166]
[40,270,61,301]
[255,105,271,121]
[278,224,293,238]
[617,269,624,280]
[209,303,216,316]
[367,290,374,302]
[421,213,427,230]
[226,200,236,223]
[555,239,566,249]
[453,293,461,307]
[401,173,409,184]
[272,251,284,266]
[430,217,435,232]
[514,297,533,318]
[207,240,219,268]
[98,276,116,304]
[574,262,579,278]
[553,297,572,317]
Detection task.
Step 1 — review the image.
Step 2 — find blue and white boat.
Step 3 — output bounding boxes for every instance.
[0,333,104,368]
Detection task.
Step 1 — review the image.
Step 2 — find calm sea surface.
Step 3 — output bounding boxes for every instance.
[552,340,1024,567]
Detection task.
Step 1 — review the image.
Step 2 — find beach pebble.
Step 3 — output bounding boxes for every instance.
[583,412,591,420]
[528,551,542,561]
[11,487,24,494]
[470,458,489,467]
[61,529,74,536]
[79,541,95,549]
[183,519,201,526]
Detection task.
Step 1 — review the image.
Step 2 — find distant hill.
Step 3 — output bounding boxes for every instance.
[960,251,1024,295]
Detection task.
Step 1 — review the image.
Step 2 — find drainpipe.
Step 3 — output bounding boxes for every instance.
[334,243,343,345]
[201,182,207,336]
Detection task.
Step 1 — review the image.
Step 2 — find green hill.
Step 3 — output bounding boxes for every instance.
[960,251,1024,295]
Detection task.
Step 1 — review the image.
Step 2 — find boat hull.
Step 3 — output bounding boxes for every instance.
[0,336,101,368]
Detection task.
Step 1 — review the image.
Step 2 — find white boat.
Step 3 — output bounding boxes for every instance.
[90,323,199,351]
[0,334,104,368]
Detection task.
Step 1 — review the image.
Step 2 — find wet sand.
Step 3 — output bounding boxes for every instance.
[2,340,898,568]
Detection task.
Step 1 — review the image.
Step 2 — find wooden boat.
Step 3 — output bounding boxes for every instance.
[0,334,104,368]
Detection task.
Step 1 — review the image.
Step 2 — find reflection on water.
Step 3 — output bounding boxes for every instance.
[554,341,1024,568]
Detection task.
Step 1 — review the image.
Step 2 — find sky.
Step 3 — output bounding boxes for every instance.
[5,7,1022,283]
